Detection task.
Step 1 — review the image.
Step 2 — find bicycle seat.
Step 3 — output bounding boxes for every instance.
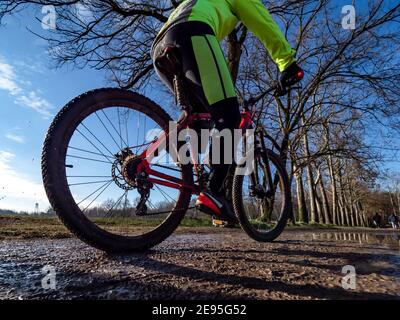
[155,46,182,76]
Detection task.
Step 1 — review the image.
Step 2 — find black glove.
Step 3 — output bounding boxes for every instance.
[280,62,304,88]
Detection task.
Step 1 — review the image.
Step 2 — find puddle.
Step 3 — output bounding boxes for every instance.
[303,231,400,284]
[308,231,400,251]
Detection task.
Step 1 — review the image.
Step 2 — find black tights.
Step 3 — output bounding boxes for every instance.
[152,21,241,195]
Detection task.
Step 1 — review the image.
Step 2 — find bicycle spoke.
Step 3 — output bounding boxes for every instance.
[77,179,114,206]
[80,123,116,158]
[125,109,130,148]
[94,111,121,150]
[117,108,123,149]
[60,102,187,238]
[105,190,129,216]
[238,148,287,237]
[155,185,177,204]
[100,109,128,147]
[75,128,115,164]
[68,180,113,187]
[67,175,111,178]
[68,146,115,160]
[147,198,160,212]
[82,180,114,212]
[136,110,140,147]
[67,154,111,164]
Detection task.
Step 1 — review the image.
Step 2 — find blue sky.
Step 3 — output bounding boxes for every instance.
[0,10,107,212]
[0,7,178,213]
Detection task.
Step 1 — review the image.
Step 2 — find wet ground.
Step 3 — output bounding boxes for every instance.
[0,228,399,300]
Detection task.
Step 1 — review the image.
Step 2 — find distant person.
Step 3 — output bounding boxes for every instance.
[372,212,382,228]
[388,213,399,229]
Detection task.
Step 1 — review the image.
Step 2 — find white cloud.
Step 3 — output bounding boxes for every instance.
[75,2,95,23]
[0,150,100,212]
[14,59,47,75]
[15,91,52,118]
[0,60,21,95]
[5,133,25,144]
[0,151,49,212]
[0,56,53,118]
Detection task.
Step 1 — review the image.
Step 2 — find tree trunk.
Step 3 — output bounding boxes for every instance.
[345,185,355,227]
[315,193,324,224]
[294,165,309,223]
[303,132,318,223]
[348,204,355,227]
[349,188,360,226]
[327,156,338,225]
[397,191,400,215]
[354,204,360,226]
[317,167,332,224]
[389,192,397,216]
[337,165,348,226]
[306,166,318,223]
[287,164,296,224]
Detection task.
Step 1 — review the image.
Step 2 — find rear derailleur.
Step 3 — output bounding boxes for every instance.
[135,172,153,216]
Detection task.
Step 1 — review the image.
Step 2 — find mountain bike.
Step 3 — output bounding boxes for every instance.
[41,46,297,253]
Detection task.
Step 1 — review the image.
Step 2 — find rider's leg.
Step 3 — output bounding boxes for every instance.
[206,98,241,196]
[152,22,241,220]
[189,32,241,196]
[190,34,241,222]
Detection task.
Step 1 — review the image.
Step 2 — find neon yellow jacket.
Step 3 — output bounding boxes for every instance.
[158,0,296,71]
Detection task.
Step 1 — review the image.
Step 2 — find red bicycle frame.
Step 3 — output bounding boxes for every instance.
[136,109,254,194]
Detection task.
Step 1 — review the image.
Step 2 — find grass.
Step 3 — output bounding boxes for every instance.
[1,214,379,241]
[0,214,213,240]
[0,215,71,240]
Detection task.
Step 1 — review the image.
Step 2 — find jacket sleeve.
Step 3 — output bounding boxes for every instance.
[231,0,296,71]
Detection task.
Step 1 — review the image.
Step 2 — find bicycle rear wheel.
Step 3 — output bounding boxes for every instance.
[41,88,193,253]
[232,149,291,242]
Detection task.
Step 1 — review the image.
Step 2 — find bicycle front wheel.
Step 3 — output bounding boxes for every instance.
[41,88,193,253]
[232,149,291,242]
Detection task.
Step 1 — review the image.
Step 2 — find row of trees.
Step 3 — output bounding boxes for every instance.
[1,0,399,226]
[236,0,400,226]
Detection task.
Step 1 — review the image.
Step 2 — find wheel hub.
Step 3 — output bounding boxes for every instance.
[250,185,272,200]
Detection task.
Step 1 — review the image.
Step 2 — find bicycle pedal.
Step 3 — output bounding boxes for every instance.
[212,218,227,227]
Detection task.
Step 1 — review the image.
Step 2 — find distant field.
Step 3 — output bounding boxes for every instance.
[1,214,387,240]
[0,214,214,240]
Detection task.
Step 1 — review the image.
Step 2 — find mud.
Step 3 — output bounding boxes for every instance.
[0,228,399,300]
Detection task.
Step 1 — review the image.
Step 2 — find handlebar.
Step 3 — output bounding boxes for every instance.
[244,84,302,108]
[244,70,304,107]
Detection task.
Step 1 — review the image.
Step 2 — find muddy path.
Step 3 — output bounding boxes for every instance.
[0,228,399,300]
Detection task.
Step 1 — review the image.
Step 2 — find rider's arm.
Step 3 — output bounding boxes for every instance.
[230,0,296,72]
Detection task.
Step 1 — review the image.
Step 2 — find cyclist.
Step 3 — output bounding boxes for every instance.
[151,0,304,224]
